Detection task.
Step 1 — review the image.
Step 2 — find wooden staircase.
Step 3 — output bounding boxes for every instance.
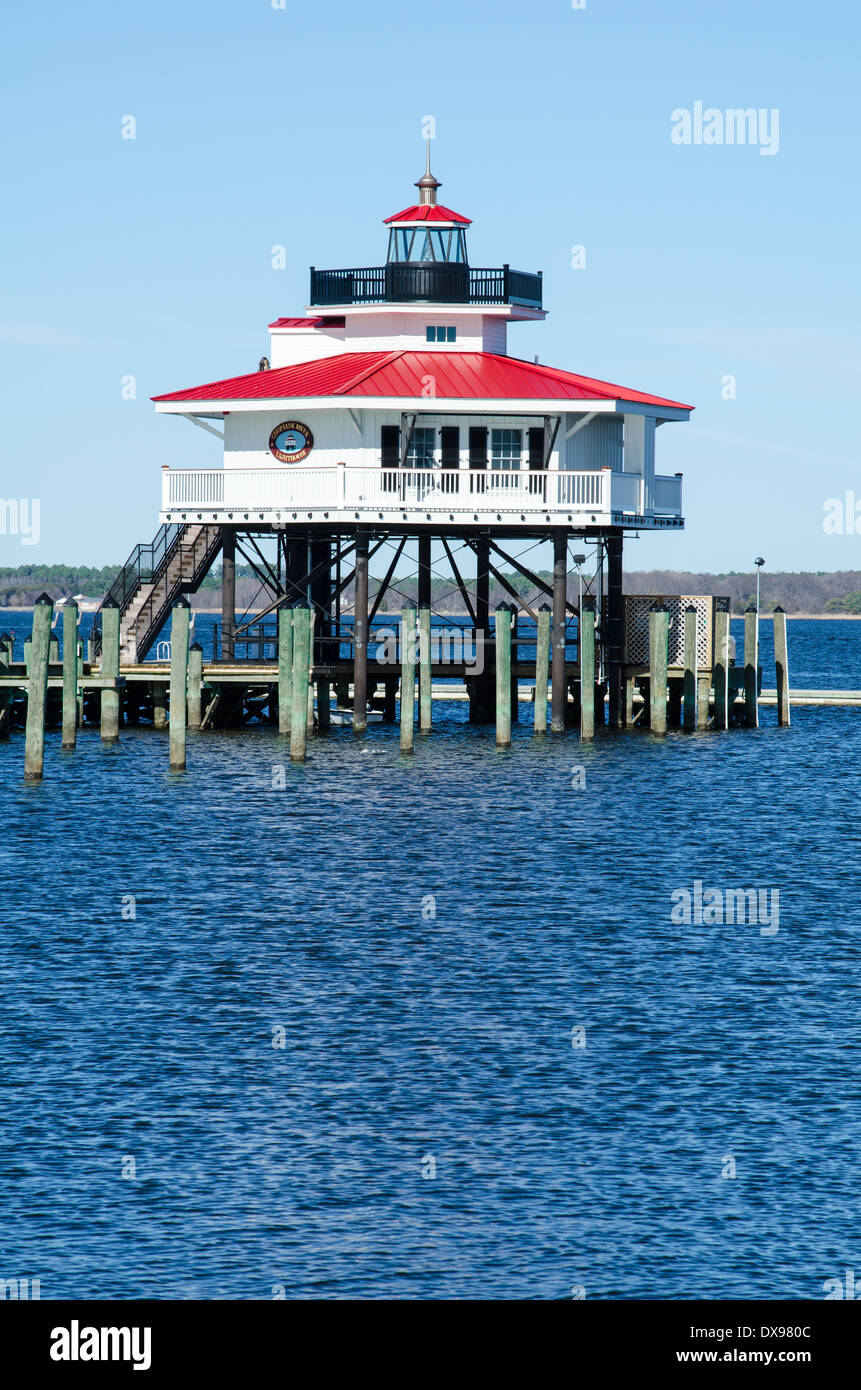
[96,523,224,664]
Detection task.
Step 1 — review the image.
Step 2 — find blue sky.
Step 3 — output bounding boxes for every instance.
[1,0,859,576]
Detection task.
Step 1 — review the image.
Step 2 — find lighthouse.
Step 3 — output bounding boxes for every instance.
[134,152,694,727]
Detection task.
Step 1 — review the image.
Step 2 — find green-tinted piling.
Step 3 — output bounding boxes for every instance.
[533,603,550,733]
[169,599,191,770]
[277,606,293,734]
[0,633,11,740]
[290,602,311,761]
[773,606,791,727]
[24,595,53,780]
[649,605,669,734]
[495,604,512,747]
[683,604,697,731]
[744,605,758,728]
[713,604,730,730]
[418,606,432,731]
[62,601,79,749]
[400,605,416,754]
[100,601,121,744]
[188,642,203,730]
[580,598,596,741]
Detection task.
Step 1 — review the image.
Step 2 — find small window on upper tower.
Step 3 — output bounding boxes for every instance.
[426,326,456,343]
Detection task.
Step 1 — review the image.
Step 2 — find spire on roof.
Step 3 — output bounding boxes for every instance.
[415,141,441,206]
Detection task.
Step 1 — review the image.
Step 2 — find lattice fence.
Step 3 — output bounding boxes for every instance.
[623,595,722,668]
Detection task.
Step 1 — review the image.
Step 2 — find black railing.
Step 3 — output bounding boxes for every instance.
[93,523,184,655]
[310,263,542,308]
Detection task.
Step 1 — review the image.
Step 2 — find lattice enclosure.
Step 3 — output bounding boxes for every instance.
[623,595,720,668]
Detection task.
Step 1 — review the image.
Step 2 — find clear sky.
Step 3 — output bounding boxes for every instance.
[1,0,859,576]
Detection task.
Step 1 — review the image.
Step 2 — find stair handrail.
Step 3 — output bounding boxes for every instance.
[93,523,184,656]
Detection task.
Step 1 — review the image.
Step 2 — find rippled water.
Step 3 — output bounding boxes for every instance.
[1,617,860,1299]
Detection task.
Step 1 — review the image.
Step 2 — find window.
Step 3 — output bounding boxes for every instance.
[491,428,523,470]
[387,228,468,263]
[407,426,435,468]
[425,325,456,343]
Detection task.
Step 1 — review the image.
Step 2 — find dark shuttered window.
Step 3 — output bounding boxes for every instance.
[528,427,546,470]
[468,426,488,468]
[440,426,460,469]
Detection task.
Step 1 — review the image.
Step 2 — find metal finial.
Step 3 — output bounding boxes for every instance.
[415,141,441,205]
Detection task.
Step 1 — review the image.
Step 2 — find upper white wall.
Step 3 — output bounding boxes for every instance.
[268,309,509,364]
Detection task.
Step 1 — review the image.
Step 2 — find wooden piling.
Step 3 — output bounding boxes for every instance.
[400,604,416,754]
[551,530,568,733]
[61,600,79,749]
[683,604,697,731]
[317,675,331,730]
[277,606,293,734]
[580,597,596,741]
[100,601,121,744]
[510,608,519,724]
[418,605,432,731]
[290,601,311,761]
[352,529,369,733]
[152,682,167,729]
[169,599,191,770]
[534,603,550,733]
[221,531,236,661]
[495,604,512,746]
[624,676,635,727]
[188,642,203,730]
[696,674,710,730]
[744,605,758,728]
[649,605,669,734]
[24,594,52,781]
[773,606,791,727]
[0,633,11,740]
[713,604,730,730]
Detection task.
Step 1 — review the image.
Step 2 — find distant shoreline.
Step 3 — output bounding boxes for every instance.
[2,605,859,620]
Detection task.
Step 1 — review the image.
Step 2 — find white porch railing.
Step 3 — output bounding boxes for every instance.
[161,466,682,518]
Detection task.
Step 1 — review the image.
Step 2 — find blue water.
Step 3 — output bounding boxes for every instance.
[1,615,861,1299]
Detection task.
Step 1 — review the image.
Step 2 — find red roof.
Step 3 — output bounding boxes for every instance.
[268,316,325,329]
[383,204,471,226]
[153,350,692,411]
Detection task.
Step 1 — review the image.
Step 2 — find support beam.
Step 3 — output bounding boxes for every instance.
[352,528,369,732]
[534,603,550,733]
[773,606,791,727]
[169,599,190,770]
[606,533,623,728]
[100,601,121,744]
[418,534,432,610]
[470,535,493,723]
[24,595,52,782]
[369,537,407,624]
[580,597,595,741]
[62,600,79,750]
[400,605,416,754]
[551,529,568,733]
[221,531,236,662]
[441,538,476,625]
[488,541,578,615]
[649,605,669,734]
[152,682,167,730]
